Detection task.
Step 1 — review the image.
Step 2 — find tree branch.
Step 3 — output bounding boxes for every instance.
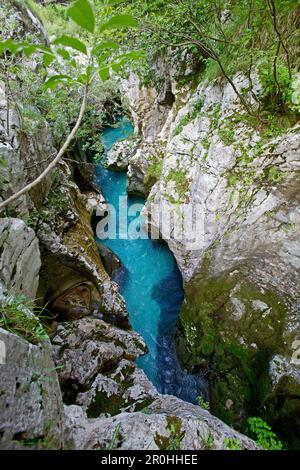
[0,83,89,212]
[266,0,292,79]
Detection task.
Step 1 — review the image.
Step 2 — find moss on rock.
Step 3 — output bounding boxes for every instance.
[176,256,299,444]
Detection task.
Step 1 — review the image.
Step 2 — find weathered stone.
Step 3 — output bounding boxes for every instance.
[0,218,41,299]
[106,139,138,171]
[0,328,64,449]
[97,243,121,276]
[122,66,300,443]
[75,360,158,417]
[52,318,146,388]
[63,396,259,450]
[36,167,128,325]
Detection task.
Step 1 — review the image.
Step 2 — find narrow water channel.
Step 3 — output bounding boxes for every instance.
[95,116,208,403]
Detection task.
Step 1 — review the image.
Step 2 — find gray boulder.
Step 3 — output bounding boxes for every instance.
[0,328,64,449]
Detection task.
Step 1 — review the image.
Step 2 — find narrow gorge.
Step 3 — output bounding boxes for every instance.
[0,0,299,452]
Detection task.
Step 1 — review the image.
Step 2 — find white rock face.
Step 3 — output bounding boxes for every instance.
[52,317,146,387]
[121,65,300,432]
[54,316,258,450]
[106,139,138,171]
[144,77,300,285]
[0,328,64,450]
[0,218,41,299]
[63,398,259,450]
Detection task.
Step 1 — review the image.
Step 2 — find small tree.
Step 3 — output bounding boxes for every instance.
[0,0,141,212]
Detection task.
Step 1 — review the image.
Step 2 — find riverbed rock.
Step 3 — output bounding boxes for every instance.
[106,139,138,171]
[0,2,54,214]
[36,162,128,325]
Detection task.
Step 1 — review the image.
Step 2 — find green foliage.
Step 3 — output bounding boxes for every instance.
[203,432,214,449]
[197,396,210,410]
[147,158,163,180]
[173,113,191,136]
[106,423,121,450]
[266,165,285,183]
[0,0,141,99]
[0,295,49,345]
[223,437,242,450]
[100,14,138,33]
[107,0,299,124]
[52,36,87,55]
[173,99,204,136]
[259,59,300,115]
[144,153,164,192]
[165,167,190,202]
[155,416,185,450]
[247,417,283,450]
[167,421,185,450]
[0,0,141,178]
[68,0,95,33]
[27,0,77,37]
[218,124,235,146]
[0,156,8,191]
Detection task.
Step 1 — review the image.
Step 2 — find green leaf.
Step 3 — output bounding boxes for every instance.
[111,62,121,72]
[43,74,74,90]
[57,48,71,60]
[92,41,119,55]
[98,0,125,6]
[0,40,24,55]
[99,14,138,33]
[52,36,87,54]
[99,66,110,81]
[43,53,55,67]
[67,0,95,33]
[0,40,53,57]
[22,44,39,57]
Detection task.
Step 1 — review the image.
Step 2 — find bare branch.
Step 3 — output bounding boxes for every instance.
[266,0,292,79]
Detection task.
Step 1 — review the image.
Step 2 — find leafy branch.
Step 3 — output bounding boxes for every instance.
[0,0,139,212]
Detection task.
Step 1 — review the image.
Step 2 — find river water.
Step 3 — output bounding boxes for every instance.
[95,116,208,403]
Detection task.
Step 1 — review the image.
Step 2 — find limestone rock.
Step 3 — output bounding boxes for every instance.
[0,328,64,449]
[97,243,121,276]
[63,397,259,450]
[122,66,300,441]
[106,139,138,171]
[269,355,300,388]
[52,318,146,389]
[0,218,41,299]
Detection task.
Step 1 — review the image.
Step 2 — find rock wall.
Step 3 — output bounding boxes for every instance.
[0,1,128,326]
[0,218,41,299]
[0,328,64,450]
[121,61,300,444]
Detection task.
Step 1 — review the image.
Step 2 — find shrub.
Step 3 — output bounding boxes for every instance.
[247,416,283,450]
